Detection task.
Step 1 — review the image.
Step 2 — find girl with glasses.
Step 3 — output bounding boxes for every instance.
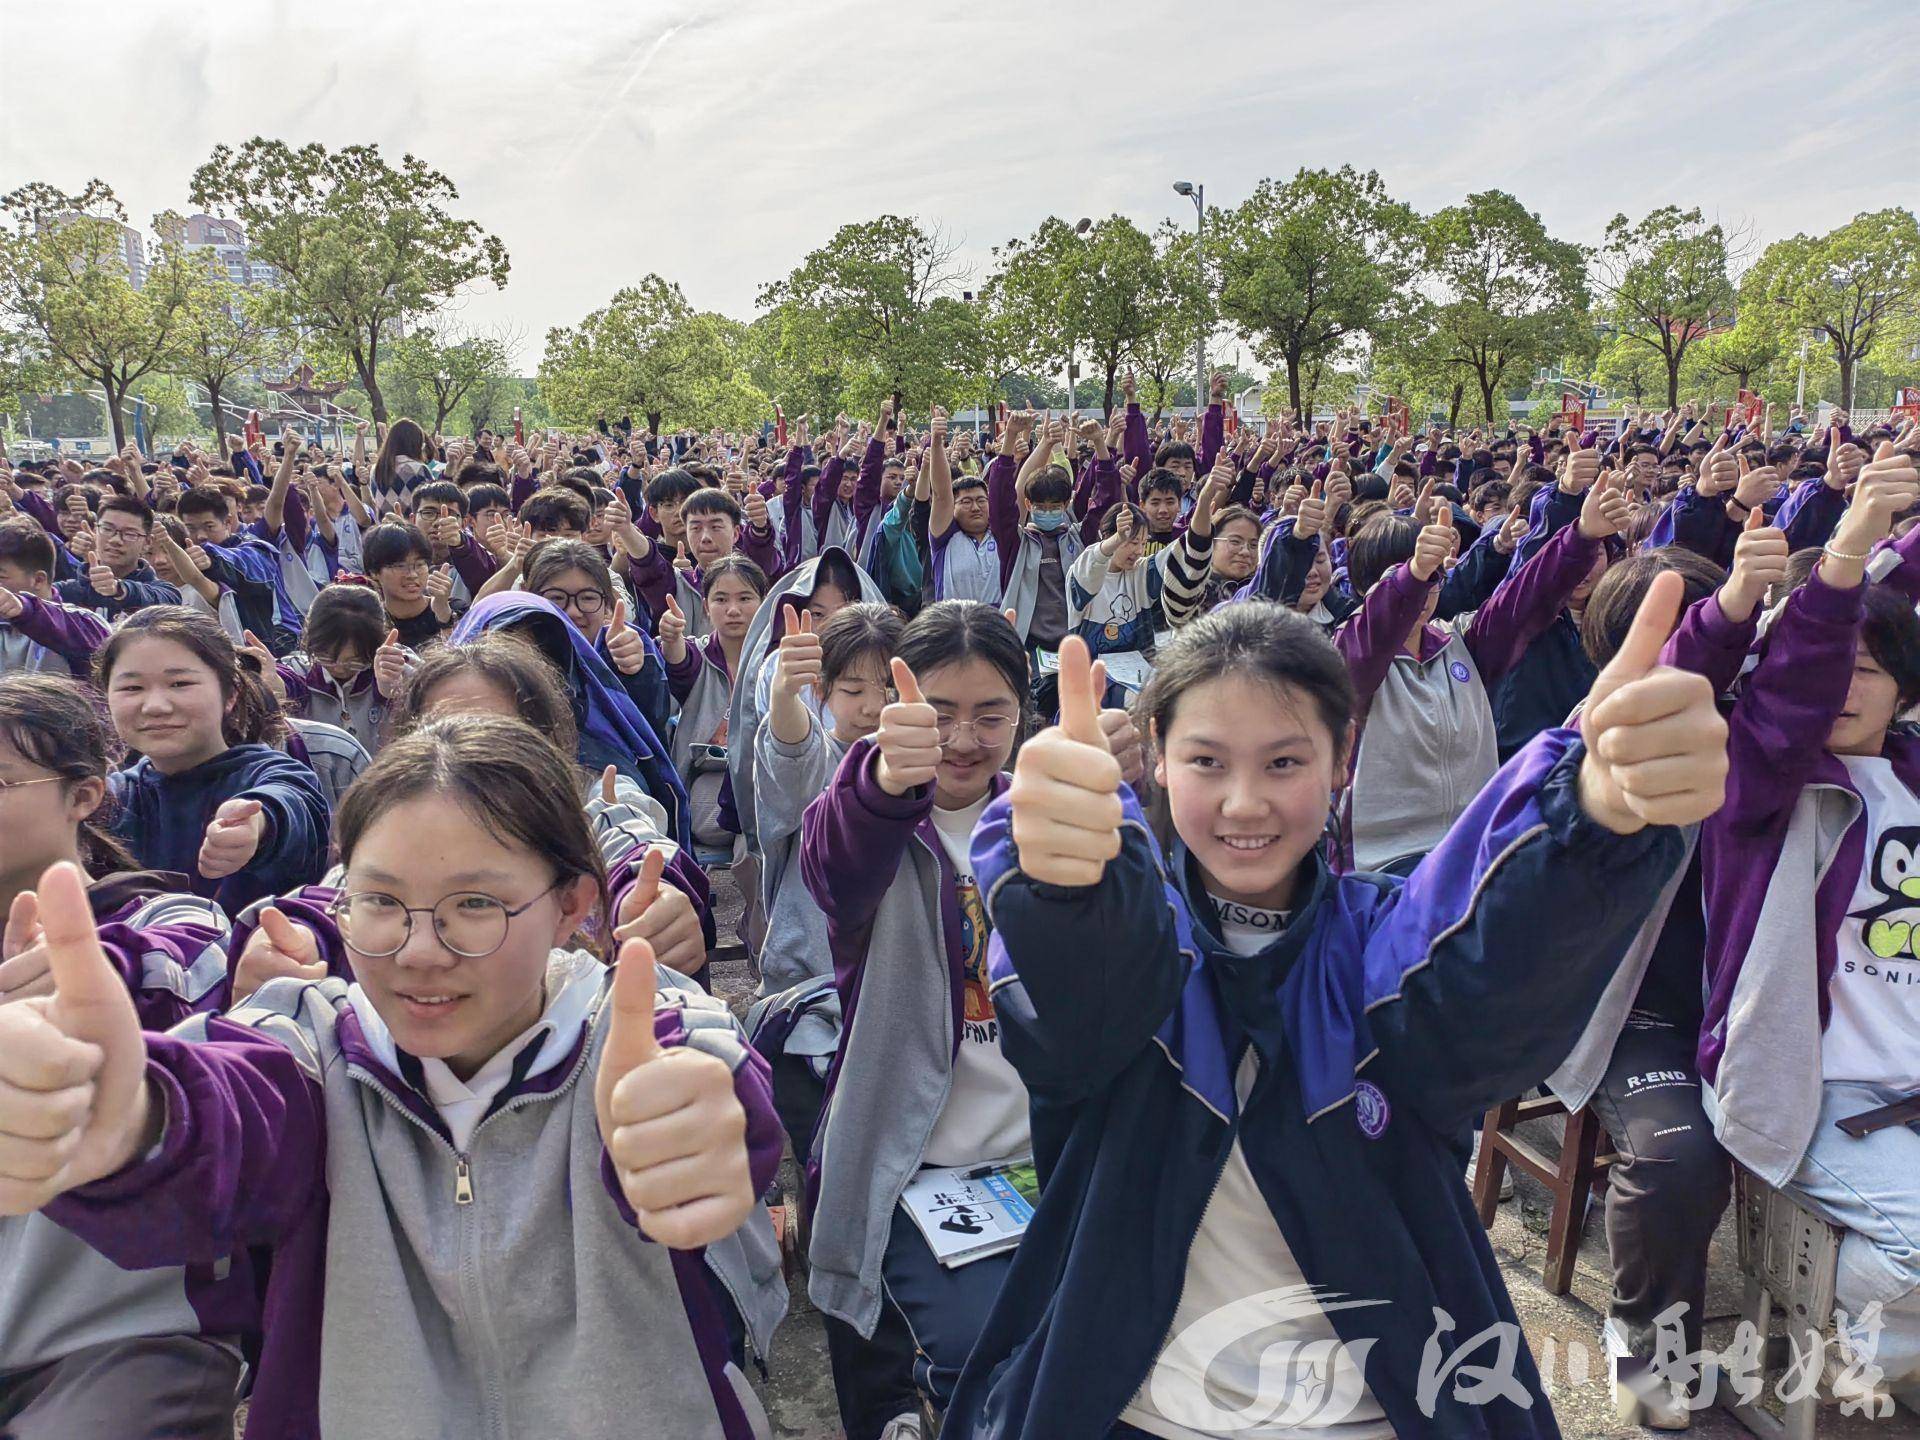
[523,539,670,744]
[0,713,786,1440]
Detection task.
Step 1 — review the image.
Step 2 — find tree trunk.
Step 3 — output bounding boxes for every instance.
[1286,350,1304,419]
[207,380,227,449]
[1102,359,1118,417]
[1664,355,1682,411]
[646,411,662,437]
[1838,351,1856,412]
[1447,384,1463,431]
[1479,372,1498,427]
[99,376,128,450]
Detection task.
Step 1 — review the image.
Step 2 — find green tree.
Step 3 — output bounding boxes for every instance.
[1697,294,1783,399]
[1132,223,1216,421]
[1745,209,1920,411]
[1209,166,1420,418]
[757,215,981,414]
[388,323,515,436]
[539,277,760,433]
[1590,205,1735,409]
[172,272,280,447]
[1592,333,1668,408]
[0,182,198,448]
[128,373,200,447]
[188,139,509,426]
[1421,190,1588,425]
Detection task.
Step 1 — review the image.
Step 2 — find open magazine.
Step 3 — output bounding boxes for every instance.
[899,1162,1041,1268]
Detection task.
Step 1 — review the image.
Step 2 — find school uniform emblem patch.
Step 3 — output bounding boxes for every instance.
[1448,661,1470,684]
[1353,1081,1390,1139]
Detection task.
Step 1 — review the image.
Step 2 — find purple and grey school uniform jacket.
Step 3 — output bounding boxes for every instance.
[0,880,230,1384]
[40,951,786,1440]
[0,592,110,677]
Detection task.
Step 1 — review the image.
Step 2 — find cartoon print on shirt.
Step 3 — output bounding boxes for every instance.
[1848,824,1920,960]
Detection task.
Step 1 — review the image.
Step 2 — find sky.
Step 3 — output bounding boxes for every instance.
[2,0,1915,372]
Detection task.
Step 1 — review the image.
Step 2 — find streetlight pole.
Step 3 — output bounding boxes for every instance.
[1174,181,1205,417]
[1796,333,1809,410]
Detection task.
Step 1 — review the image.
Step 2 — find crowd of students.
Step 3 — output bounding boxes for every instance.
[0,374,1915,1439]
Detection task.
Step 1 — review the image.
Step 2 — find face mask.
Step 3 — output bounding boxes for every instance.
[1030,509,1068,532]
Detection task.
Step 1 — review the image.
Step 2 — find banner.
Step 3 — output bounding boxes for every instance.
[1736,389,1764,425]
[1556,393,1586,433]
[1895,386,1920,422]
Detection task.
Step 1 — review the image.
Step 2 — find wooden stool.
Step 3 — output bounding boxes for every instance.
[1472,1093,1617,1296]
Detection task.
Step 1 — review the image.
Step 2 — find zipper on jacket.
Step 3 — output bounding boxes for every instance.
[454,1156,474,1205]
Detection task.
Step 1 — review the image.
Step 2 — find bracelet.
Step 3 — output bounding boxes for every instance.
[1823,542,1873,564]
[1725,498,1751,515]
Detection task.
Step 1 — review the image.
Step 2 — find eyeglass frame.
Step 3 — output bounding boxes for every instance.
[326,879,565,959]
[933,712,1018,747]
[537,586,608,616]
[0,775,63,796]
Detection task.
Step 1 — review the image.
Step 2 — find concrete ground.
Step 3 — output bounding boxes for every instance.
[705,874,1917,1440]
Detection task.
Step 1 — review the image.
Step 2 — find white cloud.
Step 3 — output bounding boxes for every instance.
[2,0,1914,367]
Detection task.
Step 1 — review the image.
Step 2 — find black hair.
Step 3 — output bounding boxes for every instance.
[394,632,580,760]
[0,673,140,877]
[176,486,232,521]
[682,489,743,525]
[1139,601,1355,766]
[1154,440,1196,468]
[459,463,507,492]
[819,601,906,692]
[1027,467,1073,507]
[645,469,701,508]
[98,494,154,529]
[1140,468,1184,501]
[525,540,615,606]
[0,517,56,577]
[372,419,428,499]
[301,584,389,664]
[1861,583,1920,711]
[362,523,434,573]
[951,475,987,497]
[410,480,467,517]
[519,489,591,536]
[894,600,1030,732]
[1579,549,1726,667]
[700,553,768,601]
[1468,479,1511,514]
[465,483,511,516]
[1346,513,1419,596]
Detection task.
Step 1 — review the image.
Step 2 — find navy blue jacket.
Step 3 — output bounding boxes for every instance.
[949,730,1685,1440]
[54,562,182,618]
[108,743,331,914]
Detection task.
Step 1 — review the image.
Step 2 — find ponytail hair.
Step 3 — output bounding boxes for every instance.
[94,605,288,749]
[0,673,139,878]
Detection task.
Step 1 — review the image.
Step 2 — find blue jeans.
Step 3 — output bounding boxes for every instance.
[879,1203,1014,1415]
[1782,1081,1920,1382]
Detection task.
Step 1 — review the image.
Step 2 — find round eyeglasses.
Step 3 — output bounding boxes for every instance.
[328,883,560,959]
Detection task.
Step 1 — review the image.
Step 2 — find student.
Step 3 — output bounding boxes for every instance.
[96,607,331,914]
[408,479,496,602]
[367,415,432,517]
[362,522,457,650]
[630,487,781,638]
[0,675,242,1440]
[523,538,668,740]
[52,494,182,617]
[0,713,784,1437]
[450,591,690,848]
[1337,465,1630,873]
[1700,444,1920,1393]
[947,596,1730,1439]
[1197,503,1261,611]
[1066,456,1223,671]
[175,485,302,654]
[926,410,1002,605]
[986,416,1087,668]
[799,601,1033,1420]
[658,555,770,854]
[1237,482,1359,631]
[0,518,111,677]
[1137,469,1186,556]
[279,582,393,755]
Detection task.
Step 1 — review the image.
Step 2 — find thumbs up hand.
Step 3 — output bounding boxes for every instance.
[613,846,707,978]
[772,606,821,704]
[593,938,754,1248]
[656,595,688,664]
[1577,571,1728,834]
[232,905,327,1005]
[373,628,406,699]
[1008,637,1124,887]
[1720,504,1789,622]
[0,863,152,1214]
[603,598,646,676]
[198,798,266,881]
[425,563,455,622]
[874,658,942,796]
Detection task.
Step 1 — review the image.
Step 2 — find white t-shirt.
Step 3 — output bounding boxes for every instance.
[921,793,1032,1169]
[421,1017,550,1152]
[1827,756,1920,1092]
[1118,904,1391,1440]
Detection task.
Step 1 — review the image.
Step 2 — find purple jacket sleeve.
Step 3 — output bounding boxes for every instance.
[799,737,935,999]
[1720,570,1863,826]
[986,455,1022,590]
[1079,458,1122,546]
[1124,403,1152,478]
[97,919,231,1029]
[445,534,499,595]
[1462,522,1601,688]
[1872,523,1920,604]
[230,886,354,985]
[43,1022,329,1265]
[1334,563,1435,717]
[738,519,781,581]
[607,843,715,958]
[1660,593,1759,699]
[850,438,886,554]
[8,592,110,670]
[510,469,540,513]
[1777,478,1846,554]
[663,642,705,704]
[1198,403,1224,477]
